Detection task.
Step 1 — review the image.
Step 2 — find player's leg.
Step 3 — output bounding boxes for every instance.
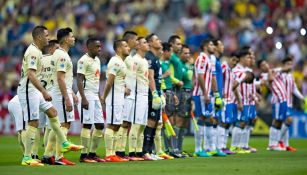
[280,106,295,151]
[163,90,175,153]
[220,103,234,154]
[268,102,284,151]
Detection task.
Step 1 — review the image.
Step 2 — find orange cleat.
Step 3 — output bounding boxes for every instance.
[286,146,297,152]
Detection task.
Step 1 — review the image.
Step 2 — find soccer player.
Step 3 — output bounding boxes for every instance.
[101,40,130,162]
[17,26,82,166]
[221,52,239,154]
[127,37,151,160]
[117,31,138,159]
[279,57,304,151]
[192,39,216,157]
[211,39,227,156]
[51,27,80,165]
[257,60,288,151]
[168,35,184,158]
[77,38,105,163]
[8,95,26,155]
[142,33,164,160]
[230,49,254,153]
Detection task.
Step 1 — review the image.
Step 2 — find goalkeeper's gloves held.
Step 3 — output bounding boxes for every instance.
[152,90,162,110]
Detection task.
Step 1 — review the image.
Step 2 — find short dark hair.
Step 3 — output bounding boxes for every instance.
[137,36,145,41]
[237,49,249,58]
[146,33,156,43]
[241,45,251,52]
[86,37,100,47]
[123,31,137,42]
[257,59,266,68]
[230,51,239,58]
[162,42,171,52]
[113,39,125,51]
[212,39,220,46]
[168,35,180,44]
[32,25,47,39]
[43,40,58,54]
[200,39,211,51]
[182,44,189,50]
[282,56,293,64]
[57,27,73,43]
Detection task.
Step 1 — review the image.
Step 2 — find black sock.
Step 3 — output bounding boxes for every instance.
[88,152,96,159]
[115,151,125,157]
[148,128,157,154]
[80,153,87,159]
[143,126,154,154]
[129,152,136,157]
[136,152,144,157]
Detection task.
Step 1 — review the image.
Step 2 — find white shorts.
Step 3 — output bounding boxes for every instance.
[18,91,53,122]
[78,99,104,124]
[123,98,135,123]
[38,111,51,129]
[51,93,75,123]
[106,105,124,125]
[8,96,26,132]
[134,94,148,125]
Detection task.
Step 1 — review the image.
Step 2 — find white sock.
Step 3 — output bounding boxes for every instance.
[194,125,204,152]
[280,124,289,141]
[204,126,212,151]
[211,127,217,151]
[269,127,277,146]
[224,128,229,149]
[231,127,241,147]
[283,130,289,147]
[275,128,281,146]
[239,127,246,148]
[244,126,251,148]
[217,126,225,150]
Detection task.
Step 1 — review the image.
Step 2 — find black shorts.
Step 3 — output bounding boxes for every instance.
[177,89,192,118]
[148,100,161,122]
[164,89,175,117]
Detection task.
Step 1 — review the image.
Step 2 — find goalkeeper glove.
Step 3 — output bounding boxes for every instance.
[152,90,162,110]
[214,92,223,110]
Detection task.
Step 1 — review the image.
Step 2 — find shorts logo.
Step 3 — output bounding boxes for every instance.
[32,112,38,118]
[151,112,156,117]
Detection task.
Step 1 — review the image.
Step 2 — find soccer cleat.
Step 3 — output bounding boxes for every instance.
[55,157,76,165]
[151,154,164,160]
[181,151,191,158]
[194,151,212,157]
[279,141,286,151]
[61,141,84,153]
[126,156,144,161]
[243,147,257,153]
[80,157,97,163]
[41,155,55,165]
[169,152,184,158]
[286,146,297,152]
[88,153,106,162]
[143,153,155,161]
[222,148,235,155]
[158,152,174,160]
[212,149,227,157]
[230,146,238,152]
[21,156,44,166]
[267,145,284,151]
[105,155,124,162]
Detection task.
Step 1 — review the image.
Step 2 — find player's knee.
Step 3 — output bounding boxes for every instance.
[28,120,39,128]
[286,117,293,124]
[46,107,57,118]
[61,122,71,129]
[239,121,246,129]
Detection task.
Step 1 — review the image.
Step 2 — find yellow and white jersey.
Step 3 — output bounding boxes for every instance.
[124,53,137,97]
[51,48,73,95]
[77,53,101,97]
[17,43,43,97]
[134,53,149,95]
[106,55,126,105]
[40,54,55,91]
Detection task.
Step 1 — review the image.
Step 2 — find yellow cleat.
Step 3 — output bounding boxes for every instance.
[21,156,44,166]
[61,141,84,153]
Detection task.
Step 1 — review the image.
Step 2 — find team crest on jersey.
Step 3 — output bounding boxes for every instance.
[151,112,156,117]
[31,56,36,60]
[60,58,66,62]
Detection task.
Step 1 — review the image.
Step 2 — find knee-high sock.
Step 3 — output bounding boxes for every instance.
[44,130,56,157]
[32,129,41,156]
[269,126,279,146]
[162,127,171,152]
[154,124,163,154]
[136,125,145,154]
[239,126,246,148]
[114,127,123,155]
[43,127,51,147]
[119,127,128,152]
[177,128,186,152]
[282,129,289,147]
[80,128,91,154]
[90,128,103,154]
[48,117,67,144]
[143,126,154,154]
[204,126,213,151]
[217,126,225,150]
[231,126,241,147]
[211,126,217,151]
[194,125,204,152]
[104,128,115,156]
[129,124,140,154]
[171,126,179,152]
[24,126,37,157]
[55,127,68,160]
[18,130,26,154]
[224,128,229,149]
[244,126,251,148]
[280,123,289,142]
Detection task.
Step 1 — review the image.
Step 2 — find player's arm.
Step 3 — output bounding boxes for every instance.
[101,74,115,104]
[293,82,304,101]
[57,71,73,112]
[233,85,243,111]
[170,64,183,86]
[198,73,209,103]
[28,69,52,101]
[77,73,88,109]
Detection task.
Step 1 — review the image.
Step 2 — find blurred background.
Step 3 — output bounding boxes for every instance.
[0,0,306,136]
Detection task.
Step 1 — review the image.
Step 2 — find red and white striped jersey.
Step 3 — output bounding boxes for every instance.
[260,69,287,103]
[222,62,235,104]
[233,63,250,105]
[193,52,213,96]
[282,72,304,107]
[249,79,257,105]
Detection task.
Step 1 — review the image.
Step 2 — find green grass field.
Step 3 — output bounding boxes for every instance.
[0,136,306,175]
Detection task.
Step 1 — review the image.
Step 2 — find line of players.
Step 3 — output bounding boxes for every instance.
[8,25,304,165]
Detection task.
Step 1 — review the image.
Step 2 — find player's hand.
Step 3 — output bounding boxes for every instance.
[42,90,52,101]
[72,93,79,105]
[204,95,210,104]
[65,97,73,112]
[177,81,184,87]
[161,94,166,108]
[152,90,161,110]
[100,96,106,105]
[174,95,179,106]
[237,101,243,111]
[125,88,131,97]
[81,97,89,110]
